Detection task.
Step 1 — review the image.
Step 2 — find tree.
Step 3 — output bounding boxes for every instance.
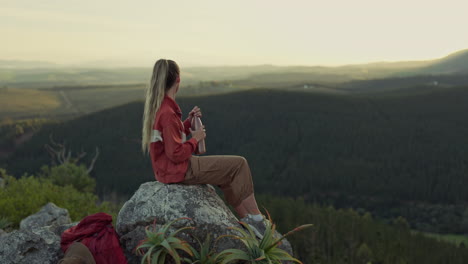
[44,133,99,173]
[460,208,468,233]
[356,242,374,263]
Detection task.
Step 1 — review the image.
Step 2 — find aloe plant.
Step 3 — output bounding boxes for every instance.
[134,213,311,264]
[135,217,195,264]
[220,210,313,264]
[183,233,237,264]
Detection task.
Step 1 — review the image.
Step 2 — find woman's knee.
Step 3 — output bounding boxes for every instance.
[236,156,248,165]
[230,156,248,170]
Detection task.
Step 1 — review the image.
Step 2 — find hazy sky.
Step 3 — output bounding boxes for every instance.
[1,0,467,67]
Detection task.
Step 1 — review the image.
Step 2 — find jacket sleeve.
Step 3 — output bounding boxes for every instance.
[161,113,198,163]
[183,117,192,136]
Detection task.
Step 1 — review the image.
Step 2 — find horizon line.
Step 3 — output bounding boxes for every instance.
[1,48,467,69]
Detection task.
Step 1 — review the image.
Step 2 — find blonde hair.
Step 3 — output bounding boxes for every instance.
[141,59,180,155]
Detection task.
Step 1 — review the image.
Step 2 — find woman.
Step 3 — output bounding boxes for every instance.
[141,59,268,239]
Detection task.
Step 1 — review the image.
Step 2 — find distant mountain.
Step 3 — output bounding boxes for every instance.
[0,60,60,69]
[2,49,467,88]
[420,49,468,74]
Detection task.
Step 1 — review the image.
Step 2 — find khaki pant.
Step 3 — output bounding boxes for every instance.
[181,155,255,207]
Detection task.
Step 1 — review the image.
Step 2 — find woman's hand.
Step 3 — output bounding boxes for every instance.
[190,125,206,142]
[188,106,202,121]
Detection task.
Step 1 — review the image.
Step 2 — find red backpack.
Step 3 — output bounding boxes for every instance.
[61,212,128,264]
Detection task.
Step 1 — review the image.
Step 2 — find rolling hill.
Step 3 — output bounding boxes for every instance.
[421,49,468,74]
[3,85,468,234]
[2,49,468,89]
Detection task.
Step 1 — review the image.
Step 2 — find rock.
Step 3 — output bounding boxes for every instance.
[0,224,73,264]
[116,181,293,264]
[0,202,78,264]
[52,222,80,237]
[20,202,71,231]
[0,229,5,237]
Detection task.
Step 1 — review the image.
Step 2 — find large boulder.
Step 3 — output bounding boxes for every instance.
[0,220,76,264]
[116,181,293,264]
[20,202,71,231]
[0,227,61,264]
[0,203,76,264]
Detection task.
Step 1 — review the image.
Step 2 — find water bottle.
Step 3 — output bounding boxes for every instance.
[191,116,206,154]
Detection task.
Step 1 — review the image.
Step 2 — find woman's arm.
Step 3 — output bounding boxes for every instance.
[161,113,198,163]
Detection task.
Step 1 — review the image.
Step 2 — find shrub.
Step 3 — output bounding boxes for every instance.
[38,163,96,193]
[0,168,109,227]
[0,217,11,230]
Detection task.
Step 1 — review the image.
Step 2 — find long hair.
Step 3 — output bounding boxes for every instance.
[141,59,179,155]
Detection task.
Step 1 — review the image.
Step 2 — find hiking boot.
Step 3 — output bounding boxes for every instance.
[58,241,96,264]
[240,214,269,240]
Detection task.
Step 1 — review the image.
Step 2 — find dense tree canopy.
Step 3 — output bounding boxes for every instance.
[3,86,468,234]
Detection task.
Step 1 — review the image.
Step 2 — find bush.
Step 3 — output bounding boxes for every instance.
[0,217,11,230]
[0,167,110,228]
[38,163,96,193]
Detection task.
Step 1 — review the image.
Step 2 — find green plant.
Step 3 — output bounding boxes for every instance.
[0,170,110,227]
[135,217,195,264]
[221,210,313,264]
[134,212,312,264]
[183,233,239,264]
[0,217,11,230]
[39,163,96,193]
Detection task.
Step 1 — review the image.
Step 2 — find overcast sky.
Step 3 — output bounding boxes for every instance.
[1,0,467,67]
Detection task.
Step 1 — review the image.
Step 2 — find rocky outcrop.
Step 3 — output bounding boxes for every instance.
[1,183,294,264]
[20,202,71,231]
[116,181,293,264]
[0,203,76,264]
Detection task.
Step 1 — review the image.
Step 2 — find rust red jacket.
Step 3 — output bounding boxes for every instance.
[150,95,198,183]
